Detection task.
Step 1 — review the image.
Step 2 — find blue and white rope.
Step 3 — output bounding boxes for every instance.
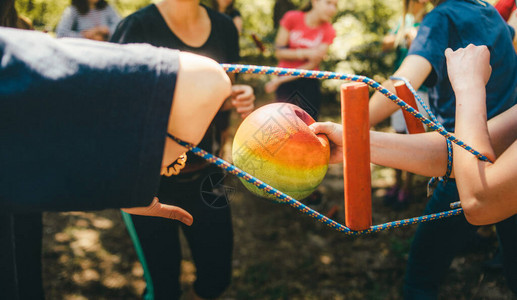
[389,76,454,193]
[222,64,493,163]
[166,64,495,235]
[168,134,464,236]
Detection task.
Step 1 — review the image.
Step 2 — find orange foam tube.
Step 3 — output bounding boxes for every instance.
[341,82,372,231]
[394,81,426,134]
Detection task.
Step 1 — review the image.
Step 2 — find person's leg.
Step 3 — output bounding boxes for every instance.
[180,167,233,299]
[403,180,478,300]
[127,176,187,300]
[14,213,44,300]
[495,215,517,295]
[129,213,182,300]
[0,213,19,300]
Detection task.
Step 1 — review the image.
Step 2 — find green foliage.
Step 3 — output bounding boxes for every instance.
[16,0,403,93]
[16,0,70,30]
[16,0,154,30]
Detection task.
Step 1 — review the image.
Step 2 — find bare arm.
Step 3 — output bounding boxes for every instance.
[266,26,329,92]
[233,16,243,34]
[310,104,517,177]
[221,73,256,118]
[381,34,396,52]
[447,45,517,225]
[162,52,231,169]
[369,55,432,126]
[274,27,328,62]
[122,51,231,223]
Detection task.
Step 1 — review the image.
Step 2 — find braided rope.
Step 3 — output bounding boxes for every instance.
[222,64,493,163]
[168,134,464,236]
[165,64,485,235]
[389,76,455,194]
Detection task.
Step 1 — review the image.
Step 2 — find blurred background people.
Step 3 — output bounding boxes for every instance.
[212,0,242,34]
[265,0,337,121]
[56,0,120,41]
[380,0,428,210]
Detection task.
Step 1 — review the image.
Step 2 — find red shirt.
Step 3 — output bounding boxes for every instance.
[495,0,516,21]
[278,10,336,69]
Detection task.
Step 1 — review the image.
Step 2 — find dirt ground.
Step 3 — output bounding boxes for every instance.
[42,79,517,299]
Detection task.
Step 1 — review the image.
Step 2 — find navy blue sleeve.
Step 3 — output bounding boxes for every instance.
[0,28,178,212]
[408,11,450,87]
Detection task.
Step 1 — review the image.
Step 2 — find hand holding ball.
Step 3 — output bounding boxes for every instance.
[232,103,330,200]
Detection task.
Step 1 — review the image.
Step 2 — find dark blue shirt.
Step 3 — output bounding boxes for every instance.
[408,0,517,131]
[111,4,240,168]
[0,28,179,212]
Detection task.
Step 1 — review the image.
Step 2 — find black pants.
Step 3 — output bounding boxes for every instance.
[404,180,517,299]
[128,165,233,300]
[275,78,322,120]
[0,213,43,300]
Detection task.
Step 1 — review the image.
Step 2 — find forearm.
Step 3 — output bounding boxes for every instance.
[369,79,400,127]
[370,55,432,127]
[454,87,499,224]
[275,47,306,61]
[370,131,448,177]
[370,104,517,178]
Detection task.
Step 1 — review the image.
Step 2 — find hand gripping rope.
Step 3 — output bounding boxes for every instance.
[167,64,493,236]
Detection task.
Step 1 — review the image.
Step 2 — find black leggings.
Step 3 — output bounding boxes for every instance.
[275,78,322,120]
[128,166,233,300]
[0,213,43,300]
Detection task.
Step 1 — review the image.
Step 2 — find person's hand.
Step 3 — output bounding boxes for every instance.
[81,29,97,39]
[122,197,194,225]
[309,121,343,164]
[264,78,280,93]
[231,84,255,118]
[304,46,327,63]
[94,25,110,36]
[445,44,492,96]
[81,29,106,41]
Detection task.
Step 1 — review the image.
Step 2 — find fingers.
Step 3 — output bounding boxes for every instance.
[445,44,492,91]
[231,84,255,118]
[122,197,194,226]
[231,85,254,100]
[235,103,255,118]
[309,121,342,146]
[153,203,194,225]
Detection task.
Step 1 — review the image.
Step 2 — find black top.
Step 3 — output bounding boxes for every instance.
[111,5,240,167]
[226,8,241,20]
[0,28,179,211]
